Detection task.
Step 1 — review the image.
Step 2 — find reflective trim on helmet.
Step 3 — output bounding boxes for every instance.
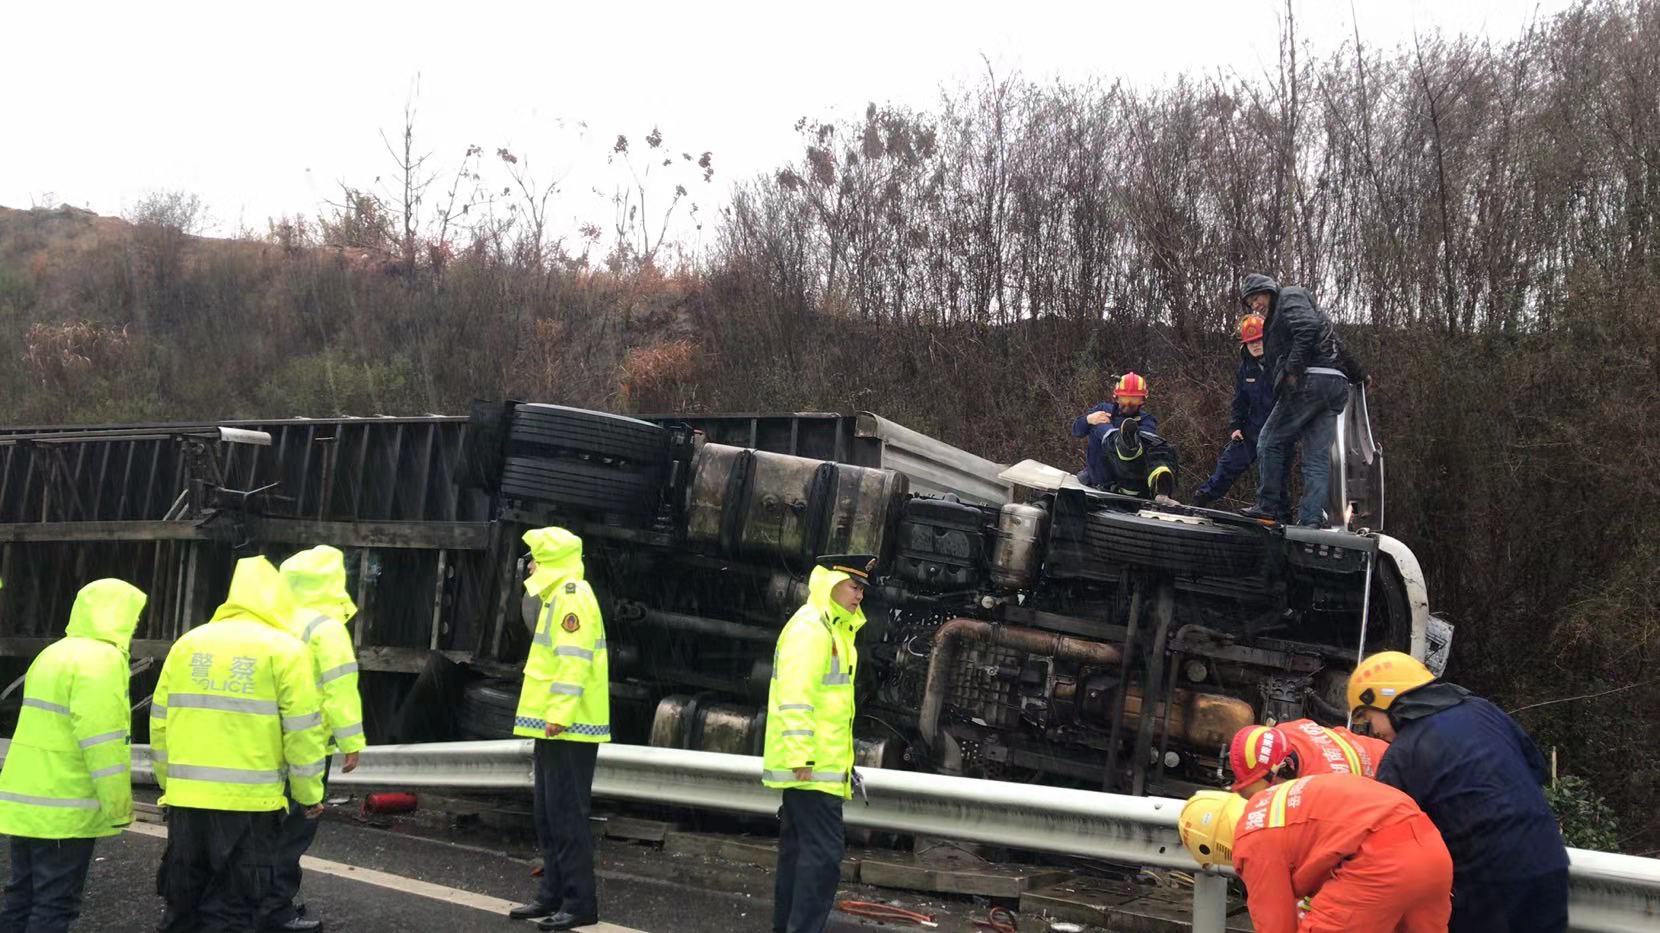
[21,698,70,716]
[0,791,100,810]
[168,694,279,716]
[165,764,284,785]
[78,730,127,750]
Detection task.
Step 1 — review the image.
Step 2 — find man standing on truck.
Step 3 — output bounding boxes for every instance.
[1237,275,1368,526]
[152,557,329,932]
[1348,651,1570,933]
[1071,372,1158,488]
[507,528,609,932]
[763,554,874,933]
[1179,775,1453,932]
[259,546,367,933]
[1225,719,1389,798]
[0,578,146,932]
[1191,315,1275,509]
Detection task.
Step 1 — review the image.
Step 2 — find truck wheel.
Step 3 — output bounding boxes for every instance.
[510,404,669,466]
[500,456,663,516]
[457,678,521,739]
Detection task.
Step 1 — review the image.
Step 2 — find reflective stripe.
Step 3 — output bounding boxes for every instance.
[762,769,846,783]
[78,730,127,750]
[532,632,553,648]
[554,646,594,660]
[0,790,99,810]
[150,702,166,718]
[593,639,607,650]
[548,683,584,696]
[318,662,359,684]
[302,614,331,643]
[1305,367,1347,378]
[821,674,851,685]
[289,760,327,778]
[778,703,815,712]
[168,694,279,716]
[1266,777,1306,829]
[89,763,129,780]
[1325,729,1364,776]
[781,729,815,738]
[167,764,283,785]
[566,723,610,737]
[153,750,168,763]
[22,698,70,716]
[282,711,324,731]
[333,722,365,739]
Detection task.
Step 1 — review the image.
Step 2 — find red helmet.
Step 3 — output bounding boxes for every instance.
[1114,372,1149,400]
[1239,314,1265,344]
[1227,725,1292,791]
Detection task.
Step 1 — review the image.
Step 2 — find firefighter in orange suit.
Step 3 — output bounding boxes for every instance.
[1179,774,1453,933]
[1226,719,1391,797]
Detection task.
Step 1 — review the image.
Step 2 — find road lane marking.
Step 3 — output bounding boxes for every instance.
[125,822,644,931]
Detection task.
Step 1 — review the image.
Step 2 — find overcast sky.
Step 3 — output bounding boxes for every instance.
[1,0,1570,243]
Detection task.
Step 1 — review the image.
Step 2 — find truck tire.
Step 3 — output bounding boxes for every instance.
[510,404,669,466]
[1085,509,1266,577]
[457,678,521,739]
[500,456,663,516]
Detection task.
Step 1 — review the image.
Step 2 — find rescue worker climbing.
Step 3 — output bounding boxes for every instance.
[1179,774,1453,933]
[151,557,329,933]
[1070,373,1177,500]
[0,578,146,933]
[259,545,367,932]
[1349,651,1570,933]
[1225,719,1389,797]
[763,554,874,933]
[1191,314,1275,508]
[508,528,609,932]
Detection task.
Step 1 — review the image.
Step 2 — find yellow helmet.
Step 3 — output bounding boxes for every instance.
[1178,791,1245,868]
[1347,650,1434,713]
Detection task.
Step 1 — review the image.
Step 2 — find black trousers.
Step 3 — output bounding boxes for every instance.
[258,771,329,927]
[772,789,844,933]
[0,836,96,933]
[532,740,598,918]
[1450,870,1570,933]
[158,807,281,933]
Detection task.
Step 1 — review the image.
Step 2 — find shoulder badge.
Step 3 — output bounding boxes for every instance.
[565,582,577,594]
[561,613,581,633]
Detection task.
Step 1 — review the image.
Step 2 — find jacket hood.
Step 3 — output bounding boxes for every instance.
[64,578,148,653]
[1389,681,1471,725]
[1240,273,1280,307]
[807,565,867,633]
[280,545,358,625]
[523,527,585,596]
[209,557,298,631]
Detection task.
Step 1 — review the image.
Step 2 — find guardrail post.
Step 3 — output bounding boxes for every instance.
[1191,870,1227,933]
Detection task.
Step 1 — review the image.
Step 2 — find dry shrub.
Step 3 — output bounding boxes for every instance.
[618,339,704,412]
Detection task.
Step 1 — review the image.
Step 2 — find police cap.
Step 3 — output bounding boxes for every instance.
[817,553,879,587]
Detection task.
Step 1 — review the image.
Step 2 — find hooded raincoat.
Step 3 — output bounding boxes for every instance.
[763,565,867,798]
[151,557,329,811]
[0,579,146,838]
[513,528,610,742]
[279,546,366,755]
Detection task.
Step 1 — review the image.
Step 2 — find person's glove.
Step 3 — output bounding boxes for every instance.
[1154,494,1179,507]
[1230,429,1244,442]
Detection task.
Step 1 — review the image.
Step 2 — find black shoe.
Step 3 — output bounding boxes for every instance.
[1190,493,1215,509]
[537,911,599,931]
[509,902,560,921]
[266,920,321,933]
[1238,505,1283,523]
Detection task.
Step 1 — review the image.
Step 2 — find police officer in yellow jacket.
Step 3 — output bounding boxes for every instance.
[0,578,146,932]
[507,528,609,932]
[258,546,367,932]
[763,554,873,933]
[151,557,329,933]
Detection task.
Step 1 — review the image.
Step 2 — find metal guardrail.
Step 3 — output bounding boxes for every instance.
[70,741,1660,932]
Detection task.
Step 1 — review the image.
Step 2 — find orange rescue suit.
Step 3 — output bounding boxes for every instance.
[1233,774,1452,933]
[1279,718,1389,778]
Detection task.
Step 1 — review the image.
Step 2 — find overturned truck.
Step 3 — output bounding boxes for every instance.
[0,397,1448,798]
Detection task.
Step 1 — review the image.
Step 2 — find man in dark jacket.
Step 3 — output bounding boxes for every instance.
[1192,314,1275,508]
[1237,274,1366,526]
[1348,651,1569,933]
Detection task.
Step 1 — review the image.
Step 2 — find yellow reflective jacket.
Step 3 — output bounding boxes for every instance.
[763,566,866,798]
[152,557,329,811]
[280,546,366,755]
[514,528,610,743]
[0,579,145,838]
